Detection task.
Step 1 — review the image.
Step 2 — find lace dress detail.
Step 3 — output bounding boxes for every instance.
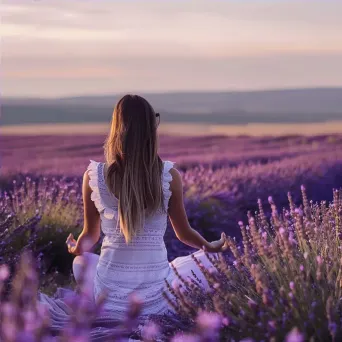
[87,160,176,316]
[39,160,215,341]
[87,160,116,220]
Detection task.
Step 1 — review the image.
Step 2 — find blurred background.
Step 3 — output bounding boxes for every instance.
[1,0,342,265]
[1,0,342,135]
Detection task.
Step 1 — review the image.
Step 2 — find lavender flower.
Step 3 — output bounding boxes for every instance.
[171,333,200,342]
[0,265,9,281]
[285,327,304,342]
[196,312,222,332]
[142,322,160,341]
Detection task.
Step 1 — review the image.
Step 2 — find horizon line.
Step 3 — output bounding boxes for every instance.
[3,85,342,101]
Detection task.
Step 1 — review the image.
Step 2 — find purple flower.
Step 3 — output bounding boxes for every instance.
[0,264,9,281]
[196,312,222,332]
[142,322,160,341]
[222,317,230,326]
[22,310,39,332]
[208,267,218,275]
[1,321,16,341]
[268,320,276,330]
[171,333,200,342]
[67,336,89,342]
[295,208,303,216]
[316,256,323,265]
[285,327,304,342]
[328,322,337,335]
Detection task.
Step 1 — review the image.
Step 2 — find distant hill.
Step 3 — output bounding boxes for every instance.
[2,88,342,126]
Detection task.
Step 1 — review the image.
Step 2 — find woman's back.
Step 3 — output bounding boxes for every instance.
[39,95,227,339]
[88,159,175,315]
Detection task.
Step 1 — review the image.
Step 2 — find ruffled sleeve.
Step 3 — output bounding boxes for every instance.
[162,160,175,200]
[87,160,115,220]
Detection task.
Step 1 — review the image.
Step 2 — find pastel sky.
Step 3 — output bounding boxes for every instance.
[2,0,342,98]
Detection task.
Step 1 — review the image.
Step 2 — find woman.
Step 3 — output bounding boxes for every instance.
[41,95,227,337]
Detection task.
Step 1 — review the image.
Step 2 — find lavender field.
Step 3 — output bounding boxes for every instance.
[1,133,342,341]
[1,133,342,253]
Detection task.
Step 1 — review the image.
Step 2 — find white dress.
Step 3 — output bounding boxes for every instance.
[39,160,215,340]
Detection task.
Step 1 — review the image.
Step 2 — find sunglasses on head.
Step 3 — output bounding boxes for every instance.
[155,113,160,126]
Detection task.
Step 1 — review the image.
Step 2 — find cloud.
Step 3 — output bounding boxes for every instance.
[2,0,342,51]
[2,23,128,41]
[1,0,342,96]
[3,53,342,96]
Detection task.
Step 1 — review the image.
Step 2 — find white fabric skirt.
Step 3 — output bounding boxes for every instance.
[39,250,216,341]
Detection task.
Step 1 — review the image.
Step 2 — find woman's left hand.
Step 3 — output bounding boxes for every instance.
[66,233,80,255]
[204,232,228,253]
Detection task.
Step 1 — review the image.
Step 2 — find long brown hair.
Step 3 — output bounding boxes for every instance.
[104,95,165,243]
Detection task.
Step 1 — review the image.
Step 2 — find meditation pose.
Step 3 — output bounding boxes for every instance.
[41,94,227,338]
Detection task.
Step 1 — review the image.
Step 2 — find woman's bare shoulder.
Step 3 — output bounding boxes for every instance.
[169,167,183,193]
[169,167,181,179]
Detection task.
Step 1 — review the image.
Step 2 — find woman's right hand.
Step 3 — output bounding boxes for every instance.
[66,233,80,255]
[203,232,228,253]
